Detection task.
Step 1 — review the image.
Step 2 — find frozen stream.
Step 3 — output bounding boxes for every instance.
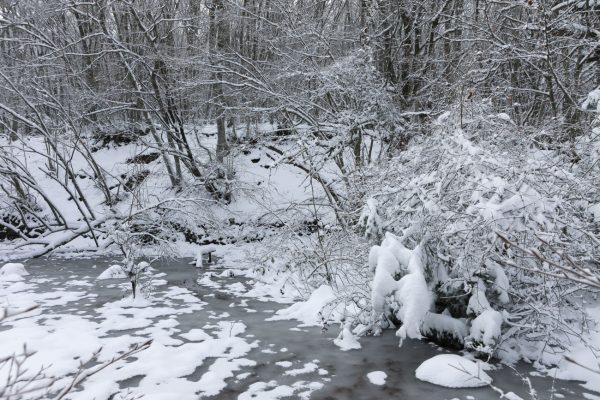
[0,257,590,399]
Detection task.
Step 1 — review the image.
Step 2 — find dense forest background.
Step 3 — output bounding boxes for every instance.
[2,0,597,166]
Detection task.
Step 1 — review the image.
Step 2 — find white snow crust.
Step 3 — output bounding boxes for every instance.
[415,354,492,388]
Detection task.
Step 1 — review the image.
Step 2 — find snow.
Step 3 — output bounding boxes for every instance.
[370,235,433,345]
[366,371,387,385]
[495,113,513,123]
[464,278,504,352]
[415,354,492,388]
[137,261,150,270]
[267,285,335,326]
[238,380,323,400]
[436,111,452,125]
[394,245,432,344]
[275,361,293,368]
[583,88,600,112]
[199,245,218,254]
[468,309,503,349]
[487,262,510,304]
[589,203,600,222]
[195,254,203,268]
[503,393,524,400]
[0,262,29,276]
[196,358,256,396]
[239,381,295,399]
[284,362,319,376]
[467,279,492,316]
[97,264,127,280]
[195,245,218,268]
[421,312,469,345]
[544,306,600,393]
[368,245,380,272]
[227,281,247,293]
[197,274,221,289]
[333,323,361,351]
[359,198,382,241]
[0,262,29,281]
[236,372,252,380]
[371,246,401,313]
[213,321,247,338]
[370,233,414,316]
[382,232,412,268]
[180,328,213,342]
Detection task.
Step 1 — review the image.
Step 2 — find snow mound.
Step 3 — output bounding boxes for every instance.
[415,354,492,388]
[468,309,503,349]
[267,285,335,326]
[181,329,213,342]
[333,323,361,351]
[0,263,29,281]
[97,264,127,280]
[366,371,387,385]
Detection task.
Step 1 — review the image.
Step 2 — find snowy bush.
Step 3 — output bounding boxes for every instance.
[310,49,404,135]
[253,225,372,331]
[363,102,600,360]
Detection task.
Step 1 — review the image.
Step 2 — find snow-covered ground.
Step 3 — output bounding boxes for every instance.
[0,124,329,261]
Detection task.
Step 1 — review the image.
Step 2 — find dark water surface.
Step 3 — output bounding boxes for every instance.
[15,257,589,400]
